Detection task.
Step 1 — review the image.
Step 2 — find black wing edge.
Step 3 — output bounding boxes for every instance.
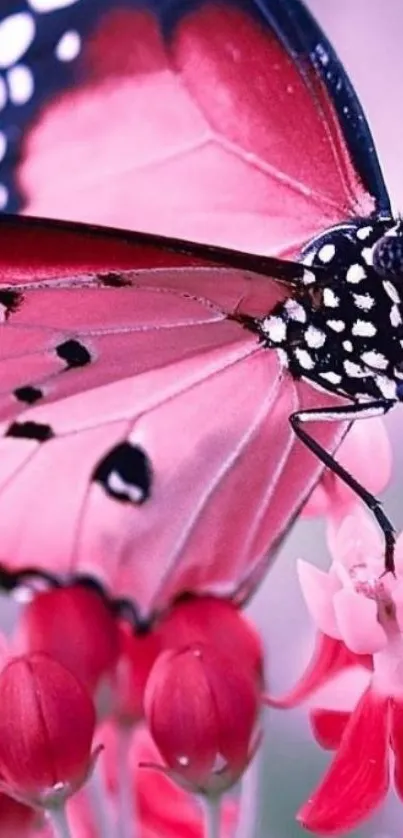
[158,0,390,217]
[253,0,391,217]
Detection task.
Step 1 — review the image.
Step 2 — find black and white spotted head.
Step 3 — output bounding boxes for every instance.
[257,217,403,404]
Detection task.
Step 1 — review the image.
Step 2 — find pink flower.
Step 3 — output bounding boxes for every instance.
[144,643,261,795]
[302,417,391,519]
[294,511,403,834]
[0,652,98,809]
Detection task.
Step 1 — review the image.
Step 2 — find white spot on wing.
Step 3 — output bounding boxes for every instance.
[7,65,34,105]
[362,247,373,266]
[361,350,388,370]
[318,243,335,264]
[315,43,330,66]
[353,293,374,312]
[383,280,401,304]
[0,13,35,68]
[305,325,326,349]
[302,251,315,267]
[344,360,366,378]
[356,226,373,241]
[55,30,81,62]
[302,269,315,285]
[285,299,306,322]
[352,320,377,338]
[262,316,286,343]
[0,132,6,163]
[108,472,144,504]
[374,376,397,400]
[323,288,339,308]
[390,305,402,328]
[327,319,345,333]
[0,184,8,210]
[0,76,6,110]
[28,0,79,11]
[294,348,314,370]
[342,340,353,352]
[346,264,366,284]
[320,371,342,385]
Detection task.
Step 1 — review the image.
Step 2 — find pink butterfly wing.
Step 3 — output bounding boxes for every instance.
[1,0,383,610]
[0,217,347,614]
[18,3,374,255]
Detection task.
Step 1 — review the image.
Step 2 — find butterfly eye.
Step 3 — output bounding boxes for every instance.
[373,227,403,279]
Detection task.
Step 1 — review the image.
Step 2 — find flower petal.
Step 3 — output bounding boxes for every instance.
[390,697,403,800]
[298,687,390,834]
[391,580,403,633]
[264,634,370,709]
[297,561,341,637]
[309,708,351,750]
[333,589,387,654]
[336,419,392,504]
[328,507,382,569]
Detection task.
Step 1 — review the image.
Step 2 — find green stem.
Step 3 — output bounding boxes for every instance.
[47,805,73,838]
[202,797,221,838]
[116,724,137,838]
[88,756,118,838]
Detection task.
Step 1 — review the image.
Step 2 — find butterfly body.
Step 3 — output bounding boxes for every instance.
[252,218,403,404]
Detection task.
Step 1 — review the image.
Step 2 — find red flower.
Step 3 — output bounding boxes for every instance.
[15,584,119,696]
[281,513,403,834]
[159,596,264,685]
[0,652,98,808]
[144,643,260,794]
[0,792,38,836]
[101,721,239,838]
[298,688,393,835]
[112,620,162,726]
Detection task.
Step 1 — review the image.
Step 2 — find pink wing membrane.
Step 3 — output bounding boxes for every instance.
[0,229,346,614]
[19,5,374,256]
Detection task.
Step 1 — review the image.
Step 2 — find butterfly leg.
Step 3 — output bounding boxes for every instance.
[289,399,396,573]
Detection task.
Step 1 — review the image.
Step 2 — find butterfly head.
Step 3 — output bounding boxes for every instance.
[373,219,403,279]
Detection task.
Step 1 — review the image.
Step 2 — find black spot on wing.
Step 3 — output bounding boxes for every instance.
[0,290,23,319]
[14,385,43,405]
[5,421,54,442]
[92,443,152,504]
[56,339,91,369]
[99,272,132,288]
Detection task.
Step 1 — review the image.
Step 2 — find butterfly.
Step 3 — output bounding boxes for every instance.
[0,0,401,624]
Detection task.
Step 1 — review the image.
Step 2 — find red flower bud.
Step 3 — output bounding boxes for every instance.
[144,643,261,795]
[159,596,264,685]
[0,653,97,808]
[112,621,162,726]
[0,793,38,836]
[15,584,119,694]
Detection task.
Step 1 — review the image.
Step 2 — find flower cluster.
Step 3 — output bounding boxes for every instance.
[0,416,395,838]
[0,588,263,838]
